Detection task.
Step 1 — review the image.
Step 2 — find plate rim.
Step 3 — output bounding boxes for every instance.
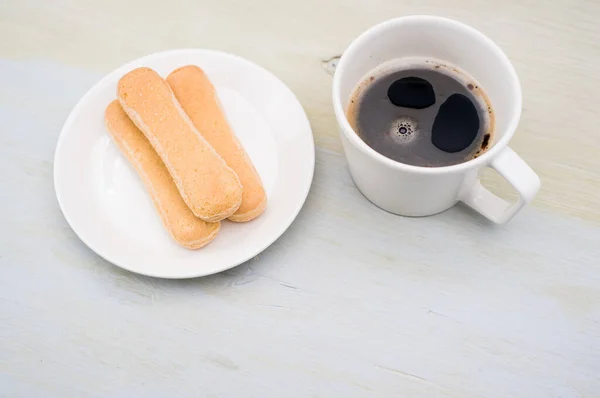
[53,48,315,279]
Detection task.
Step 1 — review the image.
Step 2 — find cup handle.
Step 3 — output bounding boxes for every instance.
[460,147,540,224]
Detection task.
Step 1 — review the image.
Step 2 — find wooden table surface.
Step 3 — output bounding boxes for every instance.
[1,0,599,396]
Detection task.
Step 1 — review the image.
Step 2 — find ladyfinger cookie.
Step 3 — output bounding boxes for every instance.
[105,100,220,249]
[118,67,243,222]
[167,65,267,222]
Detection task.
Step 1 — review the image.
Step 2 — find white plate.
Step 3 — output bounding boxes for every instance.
[54,49,314,279]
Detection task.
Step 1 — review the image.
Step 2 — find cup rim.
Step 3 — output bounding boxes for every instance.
[332,15,522,174]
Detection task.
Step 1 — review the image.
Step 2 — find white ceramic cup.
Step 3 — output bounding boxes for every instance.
[332,16,540,223]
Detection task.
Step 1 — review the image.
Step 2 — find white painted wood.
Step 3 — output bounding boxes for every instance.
[1,0,599,396]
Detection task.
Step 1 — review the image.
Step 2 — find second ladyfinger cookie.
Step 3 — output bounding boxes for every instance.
[167,66,267,222]
[118,67,243,222]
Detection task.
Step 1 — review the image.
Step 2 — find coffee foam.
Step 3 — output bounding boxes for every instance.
[389,116,417,144]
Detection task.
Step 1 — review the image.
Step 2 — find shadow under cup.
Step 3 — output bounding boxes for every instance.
[334,16,522,166]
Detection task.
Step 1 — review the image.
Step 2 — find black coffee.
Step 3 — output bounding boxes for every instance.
[347,62,494,167]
